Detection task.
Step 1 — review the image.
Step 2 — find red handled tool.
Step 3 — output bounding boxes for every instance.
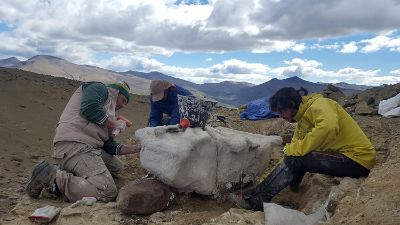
[112,115,132,136]
[166,118,191,133]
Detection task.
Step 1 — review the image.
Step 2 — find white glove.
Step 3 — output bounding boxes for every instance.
[112,120,127,137]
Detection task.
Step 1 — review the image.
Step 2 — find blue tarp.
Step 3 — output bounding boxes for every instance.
[240,96,279,120]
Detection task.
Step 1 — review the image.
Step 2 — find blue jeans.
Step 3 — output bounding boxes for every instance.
[243,151,370,210]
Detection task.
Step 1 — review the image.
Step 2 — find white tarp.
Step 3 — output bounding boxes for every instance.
[378,93,400,117]
[135,126,282,195]
[264,203,328,225]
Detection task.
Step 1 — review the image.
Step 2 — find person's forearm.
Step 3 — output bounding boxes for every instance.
[119,144,141,155]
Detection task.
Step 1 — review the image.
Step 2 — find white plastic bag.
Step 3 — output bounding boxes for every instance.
[69,196,97,208]
[378,93,400,117]
[264,203,327,225]
[28,205,61,223]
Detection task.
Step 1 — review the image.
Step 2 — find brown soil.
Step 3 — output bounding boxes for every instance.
[0,67,399,224]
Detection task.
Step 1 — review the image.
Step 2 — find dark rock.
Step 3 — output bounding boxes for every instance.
[327,84,342,93]
[323,84,346,104]
[117,178,174,215]
[355,101,378,115]
[342,99,357,108]
[366,97,375,105]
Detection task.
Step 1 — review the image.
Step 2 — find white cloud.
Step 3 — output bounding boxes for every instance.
[94,55,398,86]
[252,40,301,53]
[270,58,324,78]
[287,58,322,68]
[340,41,358,53]
[210,59,270,74]
[97,55,165,72]
[52,42,95,65]
[359,76,400,86]
[311,43,341,51]
[2,0,399,58]
[292,43,306,53]
[335,68,381,81]
[253,0,400,40]
[205,58,213,62]
[390,69,400,75]
[0,33,36,56]
[97,55,271,84]
[360,35,400,53]
[164,62,271,84]
[267,58,398,85]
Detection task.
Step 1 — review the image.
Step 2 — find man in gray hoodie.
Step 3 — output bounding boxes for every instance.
[26,81,140,202]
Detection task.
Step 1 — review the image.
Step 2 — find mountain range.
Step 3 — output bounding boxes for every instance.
[0,55,371,106]
[0,57,23,68]
[1,55,151,95]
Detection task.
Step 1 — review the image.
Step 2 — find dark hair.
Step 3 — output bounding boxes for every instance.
[269,87,308,112]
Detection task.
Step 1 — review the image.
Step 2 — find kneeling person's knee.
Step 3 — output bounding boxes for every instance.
[88,172,118,202]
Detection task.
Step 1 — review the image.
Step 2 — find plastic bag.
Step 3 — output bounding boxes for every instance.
[264,203,327,225]
[378,93,400,117]
[28,205,61,223]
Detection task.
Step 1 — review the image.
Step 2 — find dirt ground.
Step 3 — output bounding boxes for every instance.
[0,68,399,224]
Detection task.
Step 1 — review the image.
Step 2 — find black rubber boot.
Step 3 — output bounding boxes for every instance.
[243,161,294,210]
[228,192,252,209]
[49,179,62,196]
[26,160,57,198]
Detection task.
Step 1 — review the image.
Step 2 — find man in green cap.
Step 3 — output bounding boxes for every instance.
[26,81,141,202]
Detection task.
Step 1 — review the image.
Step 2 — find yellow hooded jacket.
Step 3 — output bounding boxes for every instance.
[283,94,376,170]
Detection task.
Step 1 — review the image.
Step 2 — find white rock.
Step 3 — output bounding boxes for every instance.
[135,126,282,195]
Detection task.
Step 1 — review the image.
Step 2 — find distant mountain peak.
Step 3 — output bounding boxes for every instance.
[0,57,23,68]
[0,57,20,62]
[5,57,20,61]
[149,71,164,75]
[333,81,372,91]
[28,55,65,61]
[285,76,304,81]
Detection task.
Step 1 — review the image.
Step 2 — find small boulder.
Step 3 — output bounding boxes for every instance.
[326,84,341,93]
[117,179,174,215]
[323,84,346,105]
[366,97,375,105]
[355,101,378,115]
[342,99,357,108]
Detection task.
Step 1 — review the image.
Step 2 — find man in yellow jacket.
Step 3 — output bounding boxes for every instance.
[229,87,376,210]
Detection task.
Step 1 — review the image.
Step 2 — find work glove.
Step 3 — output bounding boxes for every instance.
[112,120,127,137]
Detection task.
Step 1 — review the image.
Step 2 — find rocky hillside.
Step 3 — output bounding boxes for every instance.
[1,55,151,95]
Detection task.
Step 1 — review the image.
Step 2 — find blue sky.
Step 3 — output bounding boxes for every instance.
[0,0,400,85]
[0,23,12,32]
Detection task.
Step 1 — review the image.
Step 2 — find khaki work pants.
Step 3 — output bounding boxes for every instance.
[53,141,123,202]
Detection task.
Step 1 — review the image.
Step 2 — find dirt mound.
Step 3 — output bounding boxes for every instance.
[1,67,399,224]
